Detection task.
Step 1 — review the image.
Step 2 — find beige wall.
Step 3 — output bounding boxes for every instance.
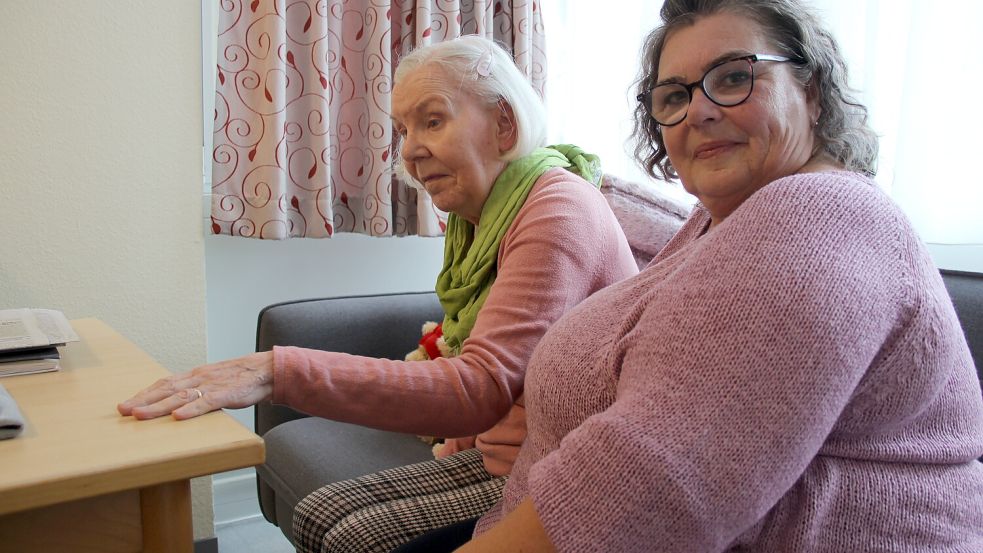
[0,1,214,539]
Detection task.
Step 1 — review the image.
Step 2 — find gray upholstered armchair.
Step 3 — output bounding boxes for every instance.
[254,291,443,544]
[252,175,983,546]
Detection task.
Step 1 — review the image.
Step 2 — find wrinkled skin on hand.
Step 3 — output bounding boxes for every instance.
[117,351,275,420]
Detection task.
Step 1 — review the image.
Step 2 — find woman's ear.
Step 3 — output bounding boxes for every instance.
[496,98,518,153]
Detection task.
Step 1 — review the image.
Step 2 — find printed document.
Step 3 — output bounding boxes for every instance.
[0,309,79,352]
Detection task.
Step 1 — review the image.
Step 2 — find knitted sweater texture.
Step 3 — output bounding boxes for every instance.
[272,168,638,476]
[477,171,983,551]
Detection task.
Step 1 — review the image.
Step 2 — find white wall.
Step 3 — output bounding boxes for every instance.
[0,0,214,540]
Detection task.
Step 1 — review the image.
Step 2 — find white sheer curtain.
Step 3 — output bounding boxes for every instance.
[539,1,672,197]
[817,0,983,248]
[540,0,982,269]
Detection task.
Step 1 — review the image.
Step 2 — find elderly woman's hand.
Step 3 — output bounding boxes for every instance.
[116,351,274,420]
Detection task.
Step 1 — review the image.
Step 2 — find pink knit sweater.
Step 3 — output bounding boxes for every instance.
[272,168,638,476]
[477,171,983,551]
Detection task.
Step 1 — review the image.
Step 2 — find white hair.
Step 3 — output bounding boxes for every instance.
[393,35,547,165]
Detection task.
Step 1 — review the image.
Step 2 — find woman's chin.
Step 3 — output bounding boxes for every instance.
[681,166,749,194]
[428,194,449,211]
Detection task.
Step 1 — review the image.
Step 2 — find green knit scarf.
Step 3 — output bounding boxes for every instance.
[435,144,602,354]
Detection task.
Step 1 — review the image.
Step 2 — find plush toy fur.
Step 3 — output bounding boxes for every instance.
[406,321,454,451]
[404,321,453,361]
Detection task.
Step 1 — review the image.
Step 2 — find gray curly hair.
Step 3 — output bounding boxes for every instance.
[631,0,878,180]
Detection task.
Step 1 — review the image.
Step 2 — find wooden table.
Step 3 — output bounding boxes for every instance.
[0,318,265,552]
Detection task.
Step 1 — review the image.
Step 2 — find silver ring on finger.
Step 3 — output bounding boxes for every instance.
[189,388,203,401]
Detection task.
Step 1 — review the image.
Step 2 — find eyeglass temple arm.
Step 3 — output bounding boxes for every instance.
[751,53,805,64]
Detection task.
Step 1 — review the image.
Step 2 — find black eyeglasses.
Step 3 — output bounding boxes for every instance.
[637,54,803,126]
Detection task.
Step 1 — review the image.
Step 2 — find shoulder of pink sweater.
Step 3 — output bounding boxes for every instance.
[721,170,901,239]
[662,170,892,261]
[753,170,884,212]
[501,167,637,274]
[528,166,611,208]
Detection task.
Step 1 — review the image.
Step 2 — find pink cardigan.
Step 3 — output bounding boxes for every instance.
[478,171,983,551]
[272,168,638,476]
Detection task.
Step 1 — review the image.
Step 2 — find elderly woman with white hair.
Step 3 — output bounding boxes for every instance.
[118,35,638,552]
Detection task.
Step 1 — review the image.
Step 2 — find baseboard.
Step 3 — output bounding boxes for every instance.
[194,536,218,553]
[213,469,264,527]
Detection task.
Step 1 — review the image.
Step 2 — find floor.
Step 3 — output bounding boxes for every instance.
[216,516,295,553]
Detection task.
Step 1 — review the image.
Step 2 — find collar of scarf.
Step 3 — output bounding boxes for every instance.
[435,144,602,355]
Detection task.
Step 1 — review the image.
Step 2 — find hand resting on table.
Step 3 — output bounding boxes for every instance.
[117,351,274,420]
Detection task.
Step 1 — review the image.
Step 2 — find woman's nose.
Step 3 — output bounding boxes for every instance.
[400,130,428,161]
[685,87,722,126]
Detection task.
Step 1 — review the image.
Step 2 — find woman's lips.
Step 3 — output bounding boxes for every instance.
[422,174,449,185]
[694,142,739,159]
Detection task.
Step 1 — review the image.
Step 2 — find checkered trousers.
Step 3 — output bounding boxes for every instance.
[293,448,505,553]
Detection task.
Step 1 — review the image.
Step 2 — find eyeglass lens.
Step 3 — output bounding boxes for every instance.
[648,58,754,126]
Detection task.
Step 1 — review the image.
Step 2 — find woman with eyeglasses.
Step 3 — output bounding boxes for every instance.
[442,0,983,551]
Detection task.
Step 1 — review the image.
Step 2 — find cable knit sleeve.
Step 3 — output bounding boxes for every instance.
[273,168,637,438]
[526,173,928,552]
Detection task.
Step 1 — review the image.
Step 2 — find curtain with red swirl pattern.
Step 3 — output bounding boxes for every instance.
[210,0,546,239]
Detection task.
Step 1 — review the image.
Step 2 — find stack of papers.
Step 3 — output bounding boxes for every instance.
[0,309,79,377]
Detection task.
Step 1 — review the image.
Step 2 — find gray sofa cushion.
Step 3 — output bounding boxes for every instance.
[941,269,982,377]
[258,418,433,542]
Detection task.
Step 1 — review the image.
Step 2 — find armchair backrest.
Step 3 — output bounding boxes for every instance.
[600,173,691,269]
[254,291,443,434]
[941,269,983,385]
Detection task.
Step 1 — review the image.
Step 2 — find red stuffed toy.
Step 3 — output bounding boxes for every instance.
[404,321,453,361]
